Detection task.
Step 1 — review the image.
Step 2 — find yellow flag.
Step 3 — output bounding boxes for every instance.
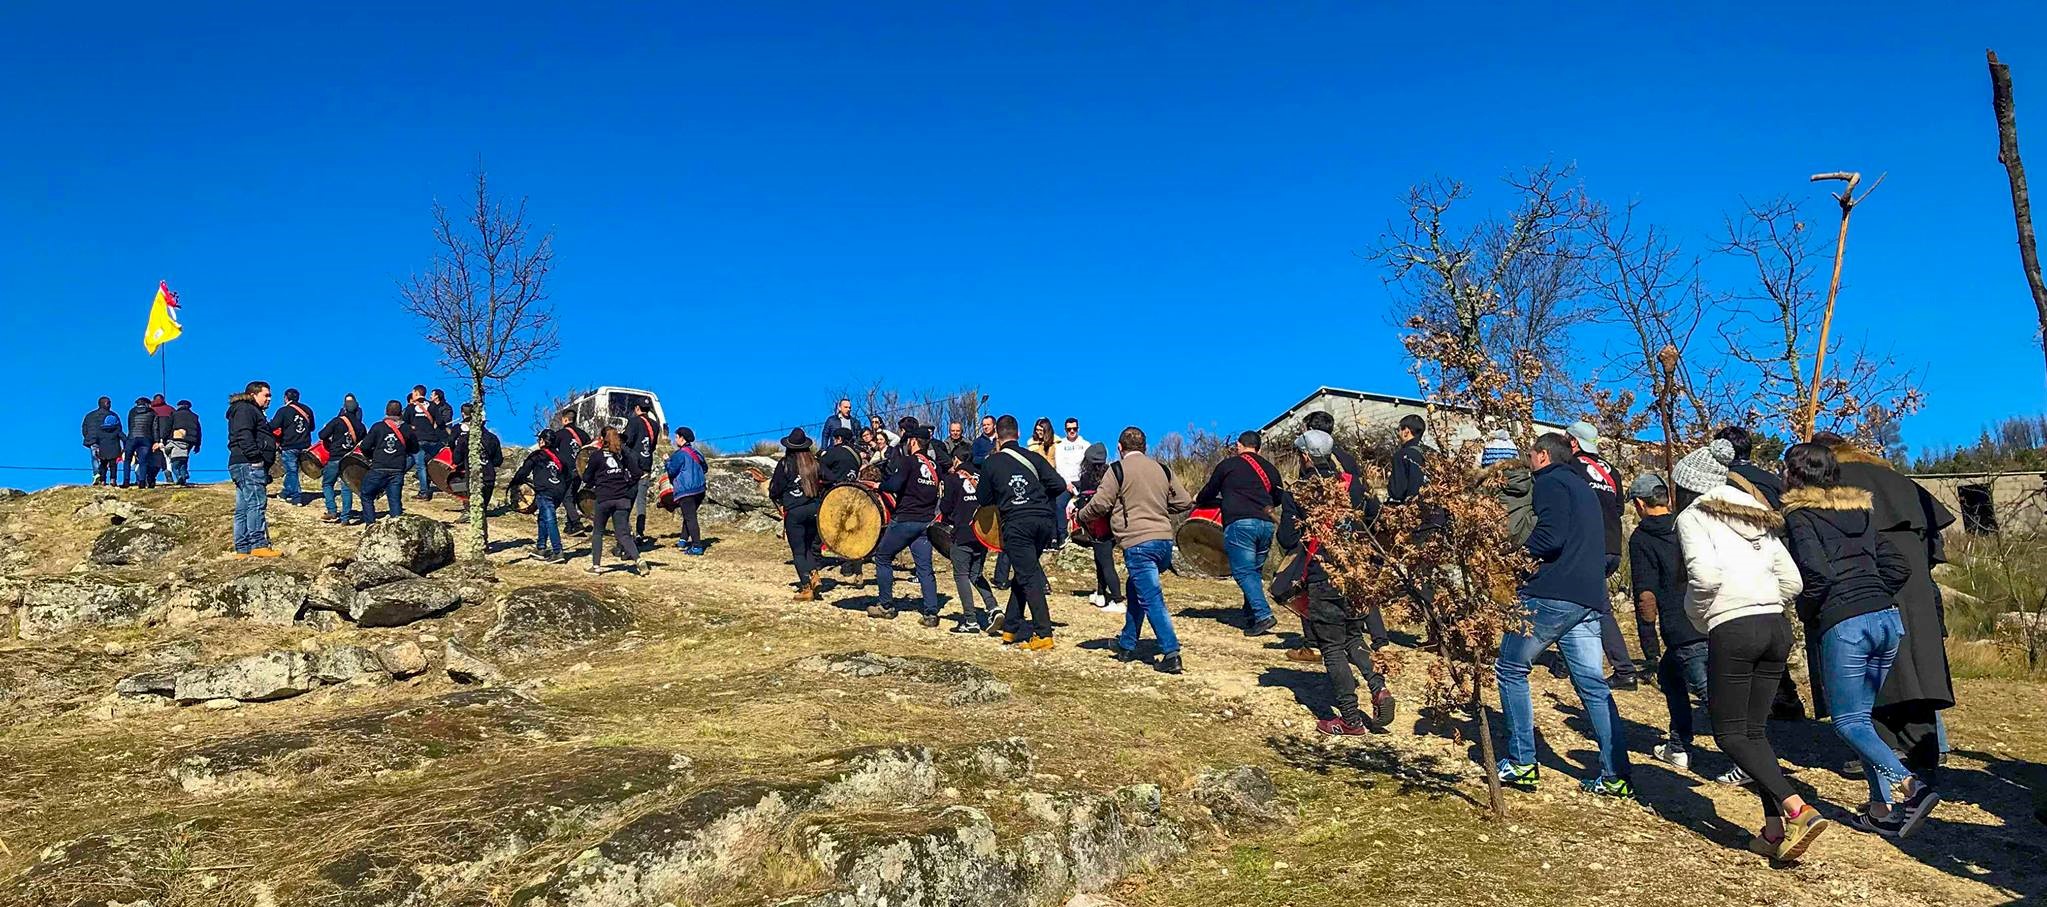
[143,281,182,355]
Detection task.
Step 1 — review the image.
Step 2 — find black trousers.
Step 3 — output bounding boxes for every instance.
[1874,700,1943,786]
[677,492,703,545]
[593,499,639,567]
[1308,615,1384,725]
[784,502,821,586]
[1709,612,1798,817]
[562,472,586,529]
[950,542,996,620]
[1091,538,1121,600]
[998,514,1056,639]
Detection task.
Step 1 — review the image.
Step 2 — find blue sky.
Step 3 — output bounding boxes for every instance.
[3,3,2044,486]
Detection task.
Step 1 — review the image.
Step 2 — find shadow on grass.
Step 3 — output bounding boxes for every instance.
[1266,734,1475,804]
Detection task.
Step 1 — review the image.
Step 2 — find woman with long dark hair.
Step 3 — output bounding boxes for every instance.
[769,429,826,600]
[1781,442,1940,837]
[582,427,645,575]
[1074,442,1123,611]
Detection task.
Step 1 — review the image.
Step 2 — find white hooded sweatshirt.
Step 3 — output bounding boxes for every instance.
[1675,483,1802,633]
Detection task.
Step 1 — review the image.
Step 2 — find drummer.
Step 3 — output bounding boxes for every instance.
[1194,431,1286,638]
[767,429,826,600]
[1075,427,1193,673]
[822,429,861,484]
[357,400,419,525]
[317,394,366,524]
[550,412,591,536]
[977,414,1067,651]
[938,449,997,633]
[510,428,570,562]
[583,427,646,576]
[450,403,504,520]
[870,427,945,626]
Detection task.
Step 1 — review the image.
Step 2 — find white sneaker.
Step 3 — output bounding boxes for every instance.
[1101,600,1127,615]
[1088,593,1106,608]
[1652,743,1691,772]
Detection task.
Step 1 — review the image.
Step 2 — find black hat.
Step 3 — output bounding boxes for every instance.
[678,426,696,443]
[781,428,813,452]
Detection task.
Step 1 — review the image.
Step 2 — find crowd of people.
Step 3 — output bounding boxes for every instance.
[86,385,1961,863]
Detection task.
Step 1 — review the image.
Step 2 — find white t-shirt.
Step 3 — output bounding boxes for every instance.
[1053,436,1091,484]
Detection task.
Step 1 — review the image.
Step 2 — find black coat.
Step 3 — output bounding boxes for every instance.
[1273,465,1377,624]
[880,449,943,523]
[224,393,277,469]
[170,405,203,451]
[269,400,316,450]
[820,443,861,485]
[1628,513,1703,648]
[406,400,447,446]
[1834,450,1957,710]
[127,402,159,442]
[769,455,823,510]
[623,413,661,473]
[1386,439,1426,504]
[82,406,115,447]
[582,448,642,504]
[1731,460,1785,510]
[319,412,366,454]
[360,418,420,471]
[89,415,125,461]
[451,425,504,473]
[975,443,1064,521]
[1783,485,1911,639]
[1195,453,1284,526]
[511,449,569,502]
[1522,462,1609,612]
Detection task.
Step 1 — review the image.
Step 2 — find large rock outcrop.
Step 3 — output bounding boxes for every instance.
[16,577,154,640]
[172,651,319,703]
[483,584,635,656]
[355,515,455,575]
[348,577,462,628]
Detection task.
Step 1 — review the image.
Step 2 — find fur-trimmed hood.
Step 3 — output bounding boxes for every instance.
[1828,442,1890,467]
[227,391,256,406]
[1691,484,1782,536]
[1782,485,1874,512]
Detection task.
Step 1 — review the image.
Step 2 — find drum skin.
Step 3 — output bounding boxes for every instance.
[820,483,893,560]
[971,505,1003,552]
[1174,507,1229,578]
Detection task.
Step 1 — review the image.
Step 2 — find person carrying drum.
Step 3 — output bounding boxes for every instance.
[357,400,418,525]
[938,449,997,633]
[583,427,645,576]
[869,427,945,626]
[269,388,316,506]
[511,428,571,562]
[665,426,709,555]
[1076,427,1194,674]
[623,401,662,544]
[318,395,366,524]
[768,429,826,600]
[451,402,504,520]
[978,414,1066,651]
[550,412,591,535]
[1274,429,1396,735]
[822,429,861,484]
[1195,430,1286,638]
[1073,442,1124,613]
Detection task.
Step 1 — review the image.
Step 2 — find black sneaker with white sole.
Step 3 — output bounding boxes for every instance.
[1894,786,1941,838]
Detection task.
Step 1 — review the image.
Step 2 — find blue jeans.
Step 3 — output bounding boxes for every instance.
[230,463,269,552]
[1658,641,1710,745]
[1822,608,1915,803]
[321,457,355,517]
[1224,518,1276,624]
[1496,596,1631,780]
[414,442,444,495]
[1117,539,1180,655]
[873,519,939,614]
[535,495,563,554]
[279,449,302,501]
[168,455,190,485]
[123,437,155,485]
[1052,491,1072,544]
[360,468,405,524]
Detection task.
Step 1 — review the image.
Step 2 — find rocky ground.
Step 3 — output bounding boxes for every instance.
[1,477,2043,907]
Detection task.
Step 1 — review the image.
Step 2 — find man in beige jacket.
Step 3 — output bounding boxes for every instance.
[1076,427,1194,674]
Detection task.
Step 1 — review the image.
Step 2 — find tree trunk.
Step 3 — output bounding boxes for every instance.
[1990,50,2047,381]
[1474,685,1505,819]
[465,378,488,561]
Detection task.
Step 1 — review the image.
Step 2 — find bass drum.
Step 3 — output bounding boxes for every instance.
[338,453,372,494]
[298,440,333,483]
[819,483,894,560]
[1174,507,1229,578]
[508,481,537,515]
[971,505,1003,552]
[925,522,955,558]
[427,447,469,498]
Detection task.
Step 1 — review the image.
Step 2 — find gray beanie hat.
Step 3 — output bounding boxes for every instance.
[1295,429,1335,458]
[1673,439,1736,493]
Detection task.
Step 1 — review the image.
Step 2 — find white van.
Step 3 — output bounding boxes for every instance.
[559,386,668,439]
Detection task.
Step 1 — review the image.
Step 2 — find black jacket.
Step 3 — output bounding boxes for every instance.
[1274,465,1377,625]
[406,400,447,446]
[582,447,642,504]
[510,448,569,502]
[1195,453,1284,526]
[224,393,277,469]
[1731,460,1785,510]
[170,404,203,450]
[939,471,985,530]
[975,442,1064,521]
[1386,439,1427,504]
[127,402,159,443]
[318,411,366,455]
[1783,485,1911,639]
[360,417,419,471]
[1574,451,1624,561]
[550,425,590,471]
[82,406,115,447]
[881,449,943,523]
[768,456,823,510]
[623,413,661,474]
[1522,462,1608,612]
[451,425,504,474]
[1627,513,1703,648]
[269,400,316,450]
[820,443,861,485]
[1835,452,1957,709]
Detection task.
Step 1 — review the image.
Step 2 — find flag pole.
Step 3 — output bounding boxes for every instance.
[160,346,167,397]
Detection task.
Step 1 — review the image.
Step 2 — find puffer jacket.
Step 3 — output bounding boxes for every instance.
[1782,485,1911,638]
[225,393,277,470]
[1675,483,1801,633]
[1482,458,1536,546]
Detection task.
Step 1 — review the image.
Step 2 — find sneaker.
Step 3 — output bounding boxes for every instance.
[249,548,283,559]
[1894,785,1941,838]
[1088,593,1106,608]
[1841,759,1863,777]
[1745,833,1782,858]
[1100,600,1126,615]
[866,603,899,620]
[587,565,606,575]
[1652,743,1692,772]
[919,614,941,629]
[1317,716,1373,736]
[1000,631,1018,644]
[1244,616,1279,637]
[1497,761,1540,791]
[986,624,1006,639]
[687,546,705,556]
[1714,766,1753,786]
[1024,636,1056,652]
[1371,689,1397,727]
[1156,652,1183,674]
[1851,806,1906,838]
[227,550,250,560]
[321,514,341,524]
[1285,647,1320,664]
[1582,776,1635,799]
[1111,646,1143,664]
[1776,805,1829,861]
[794,582,818,602]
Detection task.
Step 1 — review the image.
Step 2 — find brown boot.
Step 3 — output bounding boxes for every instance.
[794,582,818,602]
[1285,647,1320,663]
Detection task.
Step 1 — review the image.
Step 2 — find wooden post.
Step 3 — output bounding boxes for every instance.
[1989,50,2047,382]
[1802,170,1884,440]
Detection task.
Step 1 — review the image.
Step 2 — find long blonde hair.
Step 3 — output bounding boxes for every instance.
[792,449,821,497]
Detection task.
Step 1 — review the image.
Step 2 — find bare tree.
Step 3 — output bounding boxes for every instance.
[1372,163,1598,430]
[1988,50,2047,381]
[1715,197,1922,447]
[401,169,558,560]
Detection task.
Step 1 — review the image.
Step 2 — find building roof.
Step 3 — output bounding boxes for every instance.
[1260,386,1576,434]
